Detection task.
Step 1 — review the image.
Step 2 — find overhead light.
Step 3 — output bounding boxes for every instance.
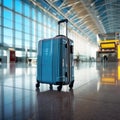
[90,2,95,7]
[97,15,99,18]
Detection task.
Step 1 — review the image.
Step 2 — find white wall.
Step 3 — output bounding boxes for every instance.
[68,30,98,58]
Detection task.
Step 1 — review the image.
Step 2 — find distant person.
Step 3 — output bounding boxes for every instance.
[103,55,108,62]
[89,57,92,62]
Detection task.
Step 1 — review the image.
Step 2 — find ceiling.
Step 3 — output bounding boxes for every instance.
[30,0,120,45]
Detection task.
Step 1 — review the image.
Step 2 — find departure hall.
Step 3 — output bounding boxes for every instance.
[1,0,120,120]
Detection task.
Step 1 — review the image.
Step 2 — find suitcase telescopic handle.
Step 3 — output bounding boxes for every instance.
[58,19,68,37]
[58,19,68,24]
[58,19,71,83]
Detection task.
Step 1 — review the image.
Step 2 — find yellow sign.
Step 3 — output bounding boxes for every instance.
[101,43,115,49]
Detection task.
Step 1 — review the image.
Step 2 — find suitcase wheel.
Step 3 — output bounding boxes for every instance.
[36,83,40,88]
[69,80,74,89]
[57,85,62,91]
[36,81,40,88]
[49,84,53,90]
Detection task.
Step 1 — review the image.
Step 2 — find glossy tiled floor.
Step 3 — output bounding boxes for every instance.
[1,62,120,120]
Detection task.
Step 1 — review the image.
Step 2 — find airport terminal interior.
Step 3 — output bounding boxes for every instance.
[1,0,120,120]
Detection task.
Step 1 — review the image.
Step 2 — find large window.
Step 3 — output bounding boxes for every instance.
[32,7,36,20]
[15,13,22,24]
[51,20,57,37]
[3,9,13,28]
[1,0,59,58]
[31,21,36,36]
[15,21,22,31]
[38,10,42,23]
[16,51,22,57]
[24,33,30,48]
[4,18,13,28]
[3,28,13,46]
[32,52,36,57]
[15,0,22,13]
[24,18,30,34]
[15,13,22,31]
[32,36,36,50]
[15,31,22,48]
[3,0,13,9]
[4,36,12,47]
[24,4,30,17]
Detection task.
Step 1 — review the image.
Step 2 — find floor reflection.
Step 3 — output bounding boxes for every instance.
[35,89,74,120]
[0,63,36,120]
[97,62,120,86]
[1,62,120,120]
[0,86,36,120]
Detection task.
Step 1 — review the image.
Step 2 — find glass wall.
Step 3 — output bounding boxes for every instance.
[0,0,97,61]
[0,0,57,59]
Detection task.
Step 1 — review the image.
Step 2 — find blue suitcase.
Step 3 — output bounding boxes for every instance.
[36,19,74,91]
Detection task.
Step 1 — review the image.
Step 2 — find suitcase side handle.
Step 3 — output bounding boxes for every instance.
[58,19,68,37]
